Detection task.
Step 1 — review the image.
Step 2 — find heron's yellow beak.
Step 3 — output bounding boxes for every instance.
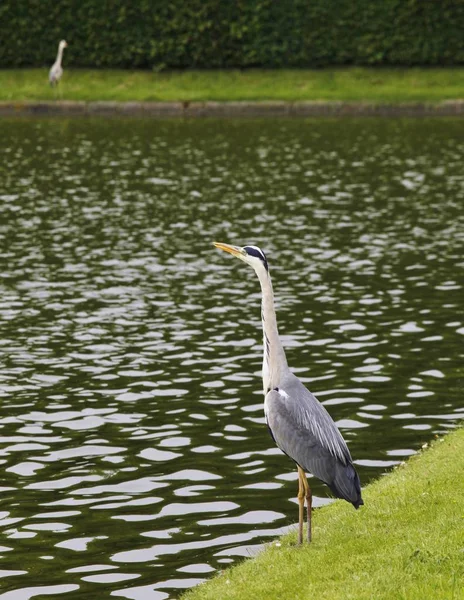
[213,242,243,258]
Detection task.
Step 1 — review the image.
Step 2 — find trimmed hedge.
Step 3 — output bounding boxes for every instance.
[1,0,464,69]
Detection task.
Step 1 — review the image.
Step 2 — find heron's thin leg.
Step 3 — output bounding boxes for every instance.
[297,468,304,544]
[298,467,312,543]
[301,470,312,543]
[297,467,305,545]
[307,485,312,543]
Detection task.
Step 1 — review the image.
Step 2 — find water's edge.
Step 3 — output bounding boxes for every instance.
[180,426,464,600]
[1,100,464,118]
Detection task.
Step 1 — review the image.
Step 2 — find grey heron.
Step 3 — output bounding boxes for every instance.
[214,242,363,544]
[49,40,68,87]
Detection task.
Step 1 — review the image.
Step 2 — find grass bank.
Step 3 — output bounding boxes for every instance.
[183,427,464,600]
[1,67,464,103]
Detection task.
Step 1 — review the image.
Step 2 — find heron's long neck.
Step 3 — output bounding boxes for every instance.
[56,46,64,66]
[257,269,288,394]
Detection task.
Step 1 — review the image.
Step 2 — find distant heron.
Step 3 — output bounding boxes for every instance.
[49,40,68,87]
[214,243,363,544]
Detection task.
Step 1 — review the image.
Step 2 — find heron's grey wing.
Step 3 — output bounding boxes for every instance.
[264,384,353,489]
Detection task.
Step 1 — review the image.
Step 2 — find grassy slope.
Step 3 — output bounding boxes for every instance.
[1,68,464,102]
[183,428,464,600]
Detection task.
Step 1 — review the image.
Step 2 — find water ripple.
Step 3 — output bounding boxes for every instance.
[0,116,462,599]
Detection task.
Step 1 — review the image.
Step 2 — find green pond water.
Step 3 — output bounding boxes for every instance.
[0,117,463,599]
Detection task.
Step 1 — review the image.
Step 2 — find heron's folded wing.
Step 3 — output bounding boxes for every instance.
[264,387,351,482]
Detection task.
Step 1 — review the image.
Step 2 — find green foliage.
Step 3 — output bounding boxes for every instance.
[1,0,464,68]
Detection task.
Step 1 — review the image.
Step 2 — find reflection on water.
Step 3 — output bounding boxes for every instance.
[0,117,463,599]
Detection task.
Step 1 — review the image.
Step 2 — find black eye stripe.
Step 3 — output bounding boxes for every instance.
[243,246,263,259]
[243,246,269,271]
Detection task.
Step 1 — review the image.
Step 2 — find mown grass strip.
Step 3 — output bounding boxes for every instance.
[1,67,464,103]
[182,427,464,600]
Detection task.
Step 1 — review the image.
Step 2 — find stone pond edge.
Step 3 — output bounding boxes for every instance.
[1,100,464,117]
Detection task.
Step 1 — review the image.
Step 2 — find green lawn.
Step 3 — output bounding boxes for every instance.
[1,67,464,103]
[182,427,464,600]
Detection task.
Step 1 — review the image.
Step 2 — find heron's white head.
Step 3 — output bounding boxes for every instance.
[59,40,68,49]
[213,242,269,276]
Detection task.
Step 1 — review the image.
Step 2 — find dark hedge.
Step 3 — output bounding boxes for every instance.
[1,0,464,68]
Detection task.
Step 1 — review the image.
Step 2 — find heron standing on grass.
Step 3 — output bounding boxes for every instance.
[49,40,68,87]
[214,242,363,544]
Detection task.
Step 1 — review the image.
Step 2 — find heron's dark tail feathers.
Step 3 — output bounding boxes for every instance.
[329,462,364,509]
